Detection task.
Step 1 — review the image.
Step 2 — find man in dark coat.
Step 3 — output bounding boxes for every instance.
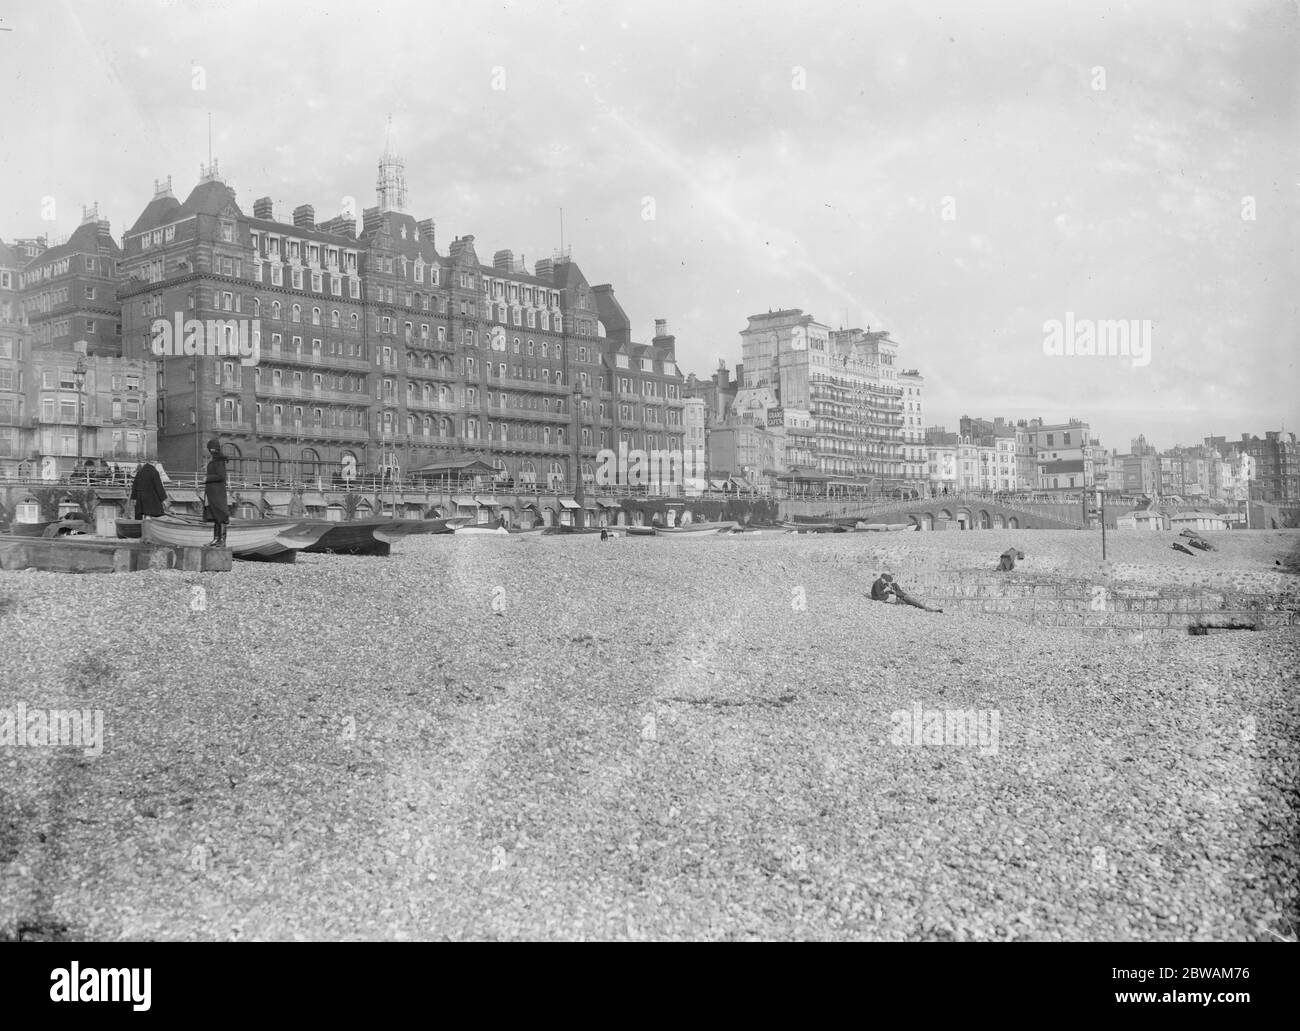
[998,547,1025,571]
[204,438,229,546]
[870,572,943,613]
[130,459,169,519]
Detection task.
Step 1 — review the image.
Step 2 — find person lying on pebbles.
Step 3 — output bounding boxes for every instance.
[870,572,943,613]
[997,547,1025,571]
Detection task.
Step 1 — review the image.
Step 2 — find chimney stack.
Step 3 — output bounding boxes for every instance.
[318,215,357,239]
[493,249,514,272]
[293,205,316,230]
[253,197,274,220]
[534,258,553,281]
[416,218,435,247]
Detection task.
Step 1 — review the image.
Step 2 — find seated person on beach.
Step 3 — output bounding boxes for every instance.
[998,547,1025,571]
[870,573,943,613]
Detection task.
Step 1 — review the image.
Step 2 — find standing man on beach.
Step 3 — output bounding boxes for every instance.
[204,438,229,547]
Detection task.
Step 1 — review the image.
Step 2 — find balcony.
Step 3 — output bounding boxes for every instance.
[262,348,371,372]
[496,377,570,395]
[407,398,463,414]
[257,423,369,442]
[256,384,370,406]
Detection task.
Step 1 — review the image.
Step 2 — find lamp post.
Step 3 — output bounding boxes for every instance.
[73,354,88,473]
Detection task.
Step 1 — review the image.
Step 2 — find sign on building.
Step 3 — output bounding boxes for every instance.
[766,407,784,428]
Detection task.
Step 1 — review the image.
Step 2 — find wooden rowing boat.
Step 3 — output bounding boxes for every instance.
[389,517,470,535]
[642,521,740,536]
[141,514,331,560]
[453,524,509,535]
[6,520,55,537]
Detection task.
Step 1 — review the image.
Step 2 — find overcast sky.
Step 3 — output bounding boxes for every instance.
[2,0,1295,452]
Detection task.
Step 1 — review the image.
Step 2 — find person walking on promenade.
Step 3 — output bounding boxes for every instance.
[130,457,169,519]
[203,438,229,547]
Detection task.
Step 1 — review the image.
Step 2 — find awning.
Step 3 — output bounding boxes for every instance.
[452,495,480,507]
[415,457,498,476]
[263,491,292,507]
[303,492,327,507]
[93,487,128,500]
[708,479,728,490]
[474,496,500,507]
[558,497,580,510]
[169,488,201,503]
[596,499,621,508]
[728,477,750,488]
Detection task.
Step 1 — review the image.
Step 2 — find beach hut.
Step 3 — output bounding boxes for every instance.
[1116,510,1167,531]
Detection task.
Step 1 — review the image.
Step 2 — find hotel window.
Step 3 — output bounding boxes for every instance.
[220,221,234,242]
[292,304,302,322]
[271,266,283,286]
[554,314,562,332]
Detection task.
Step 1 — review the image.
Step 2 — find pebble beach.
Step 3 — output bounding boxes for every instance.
[1,529,1297,941]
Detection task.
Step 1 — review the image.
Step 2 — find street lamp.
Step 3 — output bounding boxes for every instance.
[73,355,88,472]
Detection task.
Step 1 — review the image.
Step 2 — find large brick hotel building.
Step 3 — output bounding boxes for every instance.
[118,135,686,487]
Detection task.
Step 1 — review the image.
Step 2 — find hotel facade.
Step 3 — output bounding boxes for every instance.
[118,141,686,488]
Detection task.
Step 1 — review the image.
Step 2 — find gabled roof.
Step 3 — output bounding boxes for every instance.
[175,179,244,221]
[127,194,183,236]
[34,220,122,264]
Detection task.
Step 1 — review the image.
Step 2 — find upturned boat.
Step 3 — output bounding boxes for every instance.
[141,514,331,560]
[302,518,417,556]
